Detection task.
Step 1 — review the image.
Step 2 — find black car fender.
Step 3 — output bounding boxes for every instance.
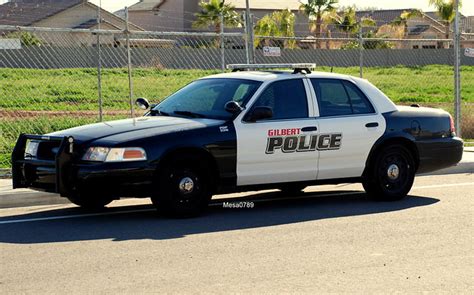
[363,131,420,178]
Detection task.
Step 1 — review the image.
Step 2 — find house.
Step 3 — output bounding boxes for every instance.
[127,1,474,49]
[464,16,474,33]
[0,0,142,46]
[128,0,308,33]
[356,9,474,49]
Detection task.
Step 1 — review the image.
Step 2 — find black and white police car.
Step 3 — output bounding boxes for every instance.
[12,64,463,216]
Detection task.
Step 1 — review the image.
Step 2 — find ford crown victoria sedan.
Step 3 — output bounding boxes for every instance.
[12,64,463,216]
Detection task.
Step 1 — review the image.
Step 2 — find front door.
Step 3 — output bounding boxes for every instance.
[234,78,319,186]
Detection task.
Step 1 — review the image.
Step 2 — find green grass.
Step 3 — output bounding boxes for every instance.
[0,68,221,111]
[0,66,473,112]
[0,115,128,169]
[1,65,473,168]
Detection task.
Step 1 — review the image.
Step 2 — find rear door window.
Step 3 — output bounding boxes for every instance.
[310,79,375,117]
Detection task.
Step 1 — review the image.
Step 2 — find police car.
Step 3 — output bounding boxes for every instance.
[12,64,463,216]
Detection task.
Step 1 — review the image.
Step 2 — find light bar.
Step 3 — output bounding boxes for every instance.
[227,63,316,71]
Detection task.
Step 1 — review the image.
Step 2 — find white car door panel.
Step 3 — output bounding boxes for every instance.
[234,78,319,186]
[310,78,385,180]
[236,119,319,185]
[317,115,385,179]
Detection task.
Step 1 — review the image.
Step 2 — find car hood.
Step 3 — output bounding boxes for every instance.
[48,116,225,144]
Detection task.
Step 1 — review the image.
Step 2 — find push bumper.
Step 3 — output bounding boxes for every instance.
[12,134,74,195]
[12,134,154,198]
[416,137,464,174]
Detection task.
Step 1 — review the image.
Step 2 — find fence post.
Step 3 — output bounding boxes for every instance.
[358,28,364,78]
[125,7,135,119]
[96,1,103,122]
[243,12,250,64]
[454,0,461,136]
[250,13,255,64]
[245,0,254,64]
[220,13,225,72]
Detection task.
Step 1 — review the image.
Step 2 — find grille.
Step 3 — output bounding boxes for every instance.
[36,141,61,160]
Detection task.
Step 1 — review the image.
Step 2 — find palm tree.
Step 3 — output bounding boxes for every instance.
[390,9,423,37]
[428,0,461,41]
[299,0,339,48]
[331,6,376,38]
[254,9,296,48]
[192,0,241,34]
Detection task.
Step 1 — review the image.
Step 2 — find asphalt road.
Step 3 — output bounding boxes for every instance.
[0,174,473,293]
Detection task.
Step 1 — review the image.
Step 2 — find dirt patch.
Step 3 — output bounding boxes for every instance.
[0,110,129,119]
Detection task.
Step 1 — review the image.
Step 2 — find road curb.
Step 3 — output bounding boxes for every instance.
[420,162,474,176]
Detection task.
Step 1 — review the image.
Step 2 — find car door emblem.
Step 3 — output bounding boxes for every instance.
[220,126,229,132]
[266,129,342,154]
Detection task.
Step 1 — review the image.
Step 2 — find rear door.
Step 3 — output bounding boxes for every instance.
[309,78,385,180]
[234,78,319,186]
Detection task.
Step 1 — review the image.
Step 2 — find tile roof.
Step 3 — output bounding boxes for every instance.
[0,0,83,26]
[128,0,164,11]
[227,0,301,10]
[356,9,416,26]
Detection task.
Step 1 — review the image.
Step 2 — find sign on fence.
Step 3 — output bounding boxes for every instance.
[0,39,21,50]
[465,48,474,58]
[263,46,281,57]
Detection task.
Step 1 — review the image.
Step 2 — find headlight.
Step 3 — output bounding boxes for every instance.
[25,140,40,158]
[82,147,147,162]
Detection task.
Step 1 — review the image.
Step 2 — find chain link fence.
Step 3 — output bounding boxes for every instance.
[0,24,473,171]
[460,33,474,139]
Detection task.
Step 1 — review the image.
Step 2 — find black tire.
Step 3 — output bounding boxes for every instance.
[66,193,113,209]
[151,155,212,217]
[363,144,415,201]
[279,183,306,195]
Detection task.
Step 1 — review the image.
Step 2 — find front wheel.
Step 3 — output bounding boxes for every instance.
[151,156,212,217]
[363,145,415,201]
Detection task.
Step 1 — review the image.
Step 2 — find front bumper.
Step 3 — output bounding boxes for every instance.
[12,134,154,198]
[416,136,464,174]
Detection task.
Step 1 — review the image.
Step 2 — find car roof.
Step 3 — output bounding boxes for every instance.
[203,71,357,82]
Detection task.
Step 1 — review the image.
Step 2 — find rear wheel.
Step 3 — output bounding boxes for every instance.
[363,145,415,201]
[152,156,212,217]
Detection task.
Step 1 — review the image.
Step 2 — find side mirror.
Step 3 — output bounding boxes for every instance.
[245,106,273,122]
[135,97,150,110]
[224,101,243,114]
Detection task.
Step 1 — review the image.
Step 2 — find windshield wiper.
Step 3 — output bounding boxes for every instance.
[150,109,170,116]
[173,110,206,118]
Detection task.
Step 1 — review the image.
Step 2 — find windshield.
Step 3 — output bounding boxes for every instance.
[152,78,262,120]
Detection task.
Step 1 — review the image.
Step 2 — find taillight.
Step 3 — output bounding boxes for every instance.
[449,115,456,136]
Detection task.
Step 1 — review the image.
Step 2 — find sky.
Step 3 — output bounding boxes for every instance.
[0,0,472,15]
[87,0,474,15]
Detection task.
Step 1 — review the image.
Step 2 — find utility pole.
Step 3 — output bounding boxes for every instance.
[454,0,461,136]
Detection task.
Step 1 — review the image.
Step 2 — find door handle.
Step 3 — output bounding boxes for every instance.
[301,126,317,132]
[365,122,379,128]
